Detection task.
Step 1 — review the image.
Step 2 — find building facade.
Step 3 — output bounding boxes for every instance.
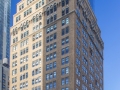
[0,58,9,90]
[0,0,11,61]
[10,0,104,90]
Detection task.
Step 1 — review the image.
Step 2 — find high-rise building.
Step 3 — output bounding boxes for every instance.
[0,0,11,61]
[0,58,9,90]
[10,0,104,90]
[89,0,94,10]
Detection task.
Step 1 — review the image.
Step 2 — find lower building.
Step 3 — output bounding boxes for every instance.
[0,58,9,90]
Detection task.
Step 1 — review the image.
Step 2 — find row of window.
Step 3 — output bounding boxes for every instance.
[33,32,42,41]
[46,71,56,80]
[46,24,57,34]
[21,30,29,39]
[20,39,28,47]
[76,29,80,39]
[46,33,57,43]
[32,58,41,67]
[46,52,56,61]
[20,64,28,72]
[61,47,69,55]
[12,69,17,75]
[46,61,56,71]
[33,41,41,50]
[12,61,17,67]
[62,7,69,16]
[32,86,41,90]
[33,13,42,23]
[33,23,42,32]
[12,77,17,83]
[12,53,17,59]
[19,3,24,11]
[13,45,17,52]
[12,85,17,90]
[12,28,18,36]
[47,14,57,24]
[76,58,80,67]
[76,38,80,48]
[24,8,32,17]
[20,72,28,81]
[46,81,56,90]
[82,65,87,75]
[62,88,69,90]
[32,76,41,85]
[20,47,28,56]
[76,67,80,77]
[13,37,18,43]
[46,42,56,52]
[76,19,80,28]
[61,77,69,86]
[76,78,80,86]
[62,37,69,45]
[27,0,34,5]
[32,67,41,76]
[36,0,44,9]
[20,55,28,64]
[32,49,41,58]
[62,18,69,26]
[21,21,29,31]
[61,0,69,7]
[20,81,28,89]
[46,3,57,16]
[61,67,69,75]
[62,26,69,36]
[16,15,21,22]
[76,48,80,57]
[61,56,69,65]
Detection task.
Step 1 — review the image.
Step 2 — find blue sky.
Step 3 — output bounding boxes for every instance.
[11,0,120,90]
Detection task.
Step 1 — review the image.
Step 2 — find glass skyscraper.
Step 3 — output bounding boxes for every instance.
[89,0,94,10]
[0,0,11,60]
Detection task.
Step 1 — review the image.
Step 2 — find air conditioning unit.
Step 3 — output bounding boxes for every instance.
[3,58,8,65]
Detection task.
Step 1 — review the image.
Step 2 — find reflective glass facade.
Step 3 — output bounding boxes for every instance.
[0,0,11,60]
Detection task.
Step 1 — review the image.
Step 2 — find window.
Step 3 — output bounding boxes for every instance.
[20,72,28,81]
[46,33,57,43]
[76,48,80,57]
[20,64,28,72]
[32,49,41,58]
[46,71,56,80]
[62,18,69,26]
[20,55,28,64]
[46,61,56,71]
[32,67,41,76]
[62,26,69,36]
[32,76,41,85]
[32,59,41,67]
[76,58,80,67]
[76,38,80,47]
[24,8,32,17]
[32,41,41,50]
[76,29,80,38]
[20,47,29,56]
[46,42,56,52]
[61,47,69,55]
[61,67,69,75]
[61,56,69,65]
[62,7,69,16]
[61,77,69,85]
[12,61,17,67]
[62,37,69,45]
[46,81,56,90]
